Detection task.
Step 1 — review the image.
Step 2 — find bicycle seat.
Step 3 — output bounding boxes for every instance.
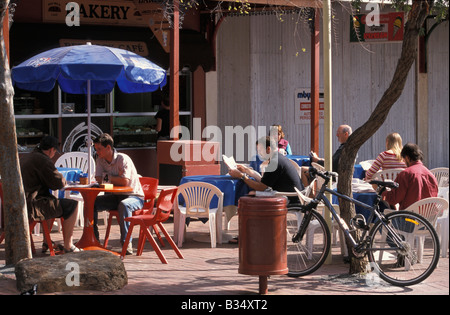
[369,180,399,189]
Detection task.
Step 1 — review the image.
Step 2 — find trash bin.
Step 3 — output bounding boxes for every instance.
[238,195,288,293]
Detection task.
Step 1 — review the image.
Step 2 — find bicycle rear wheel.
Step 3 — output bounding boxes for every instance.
[368,210,440,286]
[286,208,331,277]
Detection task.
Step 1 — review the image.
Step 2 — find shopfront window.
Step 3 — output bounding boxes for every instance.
[61,92,110,114]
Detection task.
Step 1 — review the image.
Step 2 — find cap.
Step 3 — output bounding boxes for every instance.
[39,136,61,152]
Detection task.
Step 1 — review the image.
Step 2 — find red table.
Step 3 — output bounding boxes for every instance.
[65,185,133,253]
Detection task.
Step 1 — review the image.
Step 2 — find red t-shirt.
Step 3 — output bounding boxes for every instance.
[383,161,438,209]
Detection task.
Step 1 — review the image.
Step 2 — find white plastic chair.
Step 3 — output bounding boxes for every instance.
[405,197,448,264]
[173,182,224,248]
[383,197,448,269]
[55,152,95,178]
[290,186,346,258]
[435,188,449,257]
[371,168,405,182]
[54,152,96,227]
[430,167,449,187]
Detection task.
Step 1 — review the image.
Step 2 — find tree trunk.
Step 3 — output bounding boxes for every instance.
[0,0,32,265]
[338,0,433,274]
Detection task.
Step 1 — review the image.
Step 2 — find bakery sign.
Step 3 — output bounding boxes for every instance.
[43,0,149,26]
[350,11,404,43]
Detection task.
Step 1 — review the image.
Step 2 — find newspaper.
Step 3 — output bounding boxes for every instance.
[222,155,238,170]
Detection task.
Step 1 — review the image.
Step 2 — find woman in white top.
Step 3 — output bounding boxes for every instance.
[365,132,407,181]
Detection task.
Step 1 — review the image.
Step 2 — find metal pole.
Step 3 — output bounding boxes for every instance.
[87,79,92,184]
[323,0,333,264]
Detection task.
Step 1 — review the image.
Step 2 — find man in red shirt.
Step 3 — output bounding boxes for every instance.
[383,143,438,209]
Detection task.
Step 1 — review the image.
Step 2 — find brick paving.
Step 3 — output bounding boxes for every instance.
[1,215,448,296]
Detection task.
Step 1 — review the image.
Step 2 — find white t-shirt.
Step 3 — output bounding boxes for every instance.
[95,149,144,198]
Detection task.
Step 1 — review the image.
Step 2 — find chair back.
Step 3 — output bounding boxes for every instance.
[405,197,449,226]
[289,159,302,179]
[55,152,95,175]
[139,177,159,210]
[371,168,404,182]
[176,182,223,217]
[154,187,178,223]
[430,167,449,187]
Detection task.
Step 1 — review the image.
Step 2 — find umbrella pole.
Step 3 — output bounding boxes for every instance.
[87,79,92,184]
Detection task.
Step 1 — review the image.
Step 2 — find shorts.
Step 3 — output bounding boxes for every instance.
[58,198,78,220]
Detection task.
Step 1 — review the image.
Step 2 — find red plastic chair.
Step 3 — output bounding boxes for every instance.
[121,187,183,264]
[1,182,58,255]
[103,177,158,248]
[29,218,59,256]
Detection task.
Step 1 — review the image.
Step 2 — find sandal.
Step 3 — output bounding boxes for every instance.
[228,236,239,244]
[41,241,56,253]
[63,245,83,253]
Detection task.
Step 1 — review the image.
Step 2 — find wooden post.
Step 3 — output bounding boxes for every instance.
[323,0,333,264]
[170,1,180,140]
[310,8,320,153]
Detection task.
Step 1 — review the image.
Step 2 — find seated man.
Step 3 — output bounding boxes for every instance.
[302,124,353,186]
[228,136,304,202]
[382,142,438,210]
[93,133,144,255]
[20,136,80,253]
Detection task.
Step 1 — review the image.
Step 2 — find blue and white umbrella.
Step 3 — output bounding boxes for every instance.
[12,43,167,182]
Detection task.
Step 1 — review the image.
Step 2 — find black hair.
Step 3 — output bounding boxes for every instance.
[401,142,423,162]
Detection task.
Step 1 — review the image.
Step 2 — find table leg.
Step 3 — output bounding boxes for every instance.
[75,190,103,249]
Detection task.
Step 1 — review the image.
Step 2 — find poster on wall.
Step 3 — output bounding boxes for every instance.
[350,12,404,43]
[295,88,324,125]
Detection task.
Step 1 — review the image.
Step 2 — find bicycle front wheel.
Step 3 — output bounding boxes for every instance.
[368,210,440,286]
[286,208,331,277]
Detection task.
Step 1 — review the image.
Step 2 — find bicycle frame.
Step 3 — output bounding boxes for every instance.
[310,177,405,252]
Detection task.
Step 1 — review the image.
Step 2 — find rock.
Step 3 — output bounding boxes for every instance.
[15,250,127,294]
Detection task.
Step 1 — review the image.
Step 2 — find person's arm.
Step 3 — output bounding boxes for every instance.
[286,143,292,155]
[237,164,262,181]
[310,151,324,165]
[155,118,162,132]
[228,167,268,191]
[382,172,408,208]
[41,160,65,190]
[110,175,131,187]
[365,152,385,181]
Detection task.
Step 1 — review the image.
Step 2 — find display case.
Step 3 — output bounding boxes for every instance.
[14,89,59,152]
[113,115,158,148]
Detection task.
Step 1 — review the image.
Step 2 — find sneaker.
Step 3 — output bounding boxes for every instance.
[126,242,133,255]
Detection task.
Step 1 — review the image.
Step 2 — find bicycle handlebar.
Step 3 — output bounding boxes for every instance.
[308,166,338,180]
[308,166,399,190]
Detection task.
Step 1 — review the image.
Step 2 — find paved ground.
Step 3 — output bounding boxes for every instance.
[1,215,448,298]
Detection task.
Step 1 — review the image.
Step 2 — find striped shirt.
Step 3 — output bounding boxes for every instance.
[365,151,406,180]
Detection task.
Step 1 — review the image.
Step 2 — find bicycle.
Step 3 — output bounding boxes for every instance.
[286,166,440,286]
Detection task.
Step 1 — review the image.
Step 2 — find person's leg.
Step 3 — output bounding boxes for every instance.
[59,199,79,250]
[301,166,312,193]
[117,196,144,244]
[62,207,78,250]
[93,194,121,241]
